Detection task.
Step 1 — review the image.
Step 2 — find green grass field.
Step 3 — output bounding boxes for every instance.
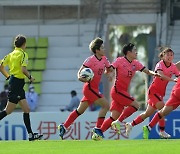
[0,140,179,154]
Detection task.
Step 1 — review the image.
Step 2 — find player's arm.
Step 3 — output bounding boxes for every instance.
[157,70,177,82]
[21,66,35,82]
[142,68,160,77]
[176,61,180,71]
[105,66,115,81]
[77,65,90,83]
[0,64,10,80]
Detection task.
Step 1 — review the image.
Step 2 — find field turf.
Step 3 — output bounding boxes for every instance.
[0,139,179,154]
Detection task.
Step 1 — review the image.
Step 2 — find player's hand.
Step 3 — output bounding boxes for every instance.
[107,72,114,82]
[29,75,35,83]
[154,72,161,77]
[79,75,91,83]
[173,78,178,82]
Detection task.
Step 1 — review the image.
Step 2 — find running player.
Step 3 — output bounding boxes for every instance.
[143,61,180,139]
[92,43,159,140]
[58,37,112,140]
[125,48,179,138]
[0,34,43,141]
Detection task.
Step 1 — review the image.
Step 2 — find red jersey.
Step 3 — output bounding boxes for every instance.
[148,60,179,96]
[112,57,145,91]
[83,55,111,89]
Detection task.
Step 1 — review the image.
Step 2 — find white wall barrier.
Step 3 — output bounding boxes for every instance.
[0,111,148,140]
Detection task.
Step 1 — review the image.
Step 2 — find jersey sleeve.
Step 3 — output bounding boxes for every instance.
[111,58,120,69]
[104,56,111,68]
[173,65,180,77]
[135,60,145,71]
[1,54,10,66]
[154,61,163,72]
[21,52,28,67]
[82,57,92,68]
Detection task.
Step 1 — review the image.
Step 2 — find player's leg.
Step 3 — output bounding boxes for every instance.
[91,97,109,140]
[59,101,89,139]
[118,100,139,122]
[143,106,173,139]
[0,101,16,120]
[94,97,109,128]
[19,99,43,141]
[155,101,171,139]
[126,104,156,136]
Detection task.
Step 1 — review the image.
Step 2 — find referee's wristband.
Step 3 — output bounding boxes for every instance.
[28,75,32,79]
[6,76,10,80]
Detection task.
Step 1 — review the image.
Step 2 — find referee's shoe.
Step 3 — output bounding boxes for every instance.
[29,133,43,141]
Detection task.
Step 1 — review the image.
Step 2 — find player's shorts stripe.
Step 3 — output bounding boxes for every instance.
[154,94,161,101]
[88,84,101,98]
[114,86,134,101]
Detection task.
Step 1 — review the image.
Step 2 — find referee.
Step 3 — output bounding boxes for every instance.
[0,34,43,141]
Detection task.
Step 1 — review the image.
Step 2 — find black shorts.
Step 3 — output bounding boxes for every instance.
[8,75,25,104]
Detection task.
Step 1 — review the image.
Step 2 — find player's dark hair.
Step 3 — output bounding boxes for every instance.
[89,37,103,54]
[14,34,26,48]
[122,43,135,55]
[158,47,174,60]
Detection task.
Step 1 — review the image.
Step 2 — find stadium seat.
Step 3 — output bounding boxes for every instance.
[26,37,36,48]
[36,48,48,59]
[31,71,43,83]
[33,59,46,70]
[26,48,36,59]
[27,59,33,71]
[37,37,48,48]
[33,83,41,94]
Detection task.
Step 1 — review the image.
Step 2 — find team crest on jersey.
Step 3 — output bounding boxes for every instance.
[132,65,136,71]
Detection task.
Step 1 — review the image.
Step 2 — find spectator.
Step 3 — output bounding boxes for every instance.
[60,90,80,112]
[0,84,9,111]
[25,84,38,112]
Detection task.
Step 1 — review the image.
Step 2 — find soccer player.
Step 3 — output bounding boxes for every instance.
[143,61,180,139]
[125,48,179,138]
[92,43,160,140]
[58,37,112,140]
[0,34,43,141]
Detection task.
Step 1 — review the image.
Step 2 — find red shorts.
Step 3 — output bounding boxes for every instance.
[81,83,103,105]
[148,91,163,109]
[110,87,134,112]
[166,87,180,109]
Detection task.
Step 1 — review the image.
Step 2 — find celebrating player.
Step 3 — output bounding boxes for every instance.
[58,37,112,140]
[143,61,180,139]
[92,43,159,140]
[125,48,179,138]
[0,34,43,141]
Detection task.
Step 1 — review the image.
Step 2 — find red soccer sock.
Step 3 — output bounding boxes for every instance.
[100,117,115,132]
[158,118,165,132]
[118,106,138,122]
[64,110,80,129]
[96,117,105,128]
[131,115,144,127]
[149,112,162,128]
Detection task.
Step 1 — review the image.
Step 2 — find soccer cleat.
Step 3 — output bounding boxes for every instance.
[159,131,171,139]
[92,128,104,141]
[111,120,121,134]
[143,125,150,139]
[58,124,66,140]
[29,133,43,141]
[125,122,132,137]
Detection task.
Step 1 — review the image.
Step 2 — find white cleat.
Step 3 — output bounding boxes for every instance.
[159,131,171,139]
[125,122,132,137]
